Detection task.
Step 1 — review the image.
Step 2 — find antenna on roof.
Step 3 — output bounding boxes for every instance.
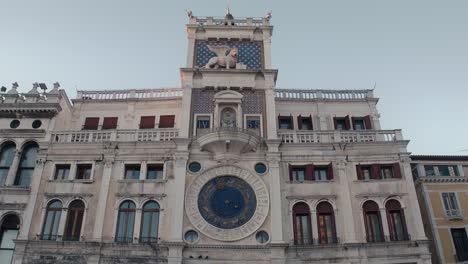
[372,82,377,90]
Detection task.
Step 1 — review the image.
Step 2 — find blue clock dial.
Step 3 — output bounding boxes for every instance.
[198,176,256,229]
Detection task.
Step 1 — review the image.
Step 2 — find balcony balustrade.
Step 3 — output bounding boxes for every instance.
[51,129,179,143]
[76,88,183,101]
[278,130,403,144]
[275,89,374,101]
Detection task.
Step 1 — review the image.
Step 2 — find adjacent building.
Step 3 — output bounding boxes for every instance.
[0,11,432,264]
[412,155,468,264]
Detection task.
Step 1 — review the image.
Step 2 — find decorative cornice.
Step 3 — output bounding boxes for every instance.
[43,192,93,198]
[115,193,167,198]
[355,193,406,198]
[416,176,468,183]
[286,195,337,200]
[0,203,27,210]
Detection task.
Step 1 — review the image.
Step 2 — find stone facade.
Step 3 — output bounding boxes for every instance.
[0,12,432,264]
[412,156,468,264]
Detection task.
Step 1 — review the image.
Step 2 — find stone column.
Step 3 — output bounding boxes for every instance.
[310,209,318,245]
[185,29,196,68]
[266,140,285,243]
[92,158,114,241]
[265,89,277,139]
[133,208,142,243]
[167,139,190,242]
[57,207,68,240]
[262,32,272,69]
[379,208,390,241]
[5,150,21,186]
[335,158,358,243]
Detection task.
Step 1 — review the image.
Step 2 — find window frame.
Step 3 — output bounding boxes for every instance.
[139,116,156,129]
[40,200,62,241]
[451,228,468,262]
[316,202,337,244]
[83,117,100,130]
[146,164,164,180]
[54,164,71,180]
[14,143,38,186]
[297,114,313,130]
[244,114,263,137]
[124,164,141,180]
[158,115,175,128]
[278,115,294,130]
[292,202,313,245]
[140,201,160,243]
[63,200,85,241]
[385,199,408,241]
[193,114,213,136]
[75,163,93,180]
[363,201,384,243]
[0,142,16,186]
[115,201,136,243]
[102,117,118,130]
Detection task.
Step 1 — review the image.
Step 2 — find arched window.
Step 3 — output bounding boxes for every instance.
[64,200,85,241]
[386,199,408,241]
[317,202,337,244]
[292,202,312,245]
[140,201,160,243]
[115,201,136,243]
[0,142,16,186]
[0,214,20,263]
[363,200,384,242]
[41,200,62,240]
[14,143,38,186]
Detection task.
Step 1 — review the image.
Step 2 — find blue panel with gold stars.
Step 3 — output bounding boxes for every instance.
[198,176,257,229]
[195,41,263,70]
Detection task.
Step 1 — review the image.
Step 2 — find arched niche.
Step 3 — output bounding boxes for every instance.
[213,90,243,128]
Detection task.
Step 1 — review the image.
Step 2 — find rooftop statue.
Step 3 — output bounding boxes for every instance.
[205,46,238,69]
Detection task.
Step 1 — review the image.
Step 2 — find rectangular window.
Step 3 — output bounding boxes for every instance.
[54,164,70,180]
[83,117,99,130]
[139,116,155,129]
[361,166,372,180]
[424,165,435,176]
[438,165,451,176]
[124,164,141,180]
[442,192,459,211]
[246,117,261,129]
[196,116,211,129]
[75,164,92,180]
[314,167,328,181]
[292,167,305,182]
[147,164,164,180]
[334,116,351,130]
[298,116,313,130]
[102,117,118,129]
[159,115,175,128]
[278,116,293,129]
[464,166,468,177]
[380,166,394,179]
[353,118,365,130]
[451,228,468,261]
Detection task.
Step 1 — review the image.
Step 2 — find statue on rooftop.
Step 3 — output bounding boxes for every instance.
[205,46,238,69]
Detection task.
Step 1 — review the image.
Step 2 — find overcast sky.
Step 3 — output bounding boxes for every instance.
[1,0,467,155]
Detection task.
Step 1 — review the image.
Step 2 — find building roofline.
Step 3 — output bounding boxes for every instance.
[410,155,468,161]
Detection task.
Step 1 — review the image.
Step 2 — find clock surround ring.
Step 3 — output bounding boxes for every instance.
[185,165,270,242]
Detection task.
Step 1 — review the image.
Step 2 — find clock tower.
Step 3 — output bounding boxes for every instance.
[178,9,285,255]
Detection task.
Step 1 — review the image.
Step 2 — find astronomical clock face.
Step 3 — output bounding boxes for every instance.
[185,166,269,241]
[198,176,256,229]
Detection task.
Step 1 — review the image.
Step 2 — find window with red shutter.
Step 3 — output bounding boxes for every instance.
[102,117,118,130]
[371,164,381,180]
[356,165,363,180]
[305,164,314,181]
[83,117,99,130]
[393,163,402,178]
[327,163,334,180]
[159,115,175,128]
[297,115,303,130]
[364,115,372,129]
[139,116,155,129]
[344,115,351,130]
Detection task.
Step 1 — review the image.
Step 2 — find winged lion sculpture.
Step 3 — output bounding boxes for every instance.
[204,45,238,69]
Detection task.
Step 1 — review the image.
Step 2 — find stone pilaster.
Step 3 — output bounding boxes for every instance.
[167,138,190,242]
[266,139,284,243]
[5,150,21,186]
[92,158,114,241]
[336,158,358,243]
[17,156,46,240]
[265,89,277,139]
